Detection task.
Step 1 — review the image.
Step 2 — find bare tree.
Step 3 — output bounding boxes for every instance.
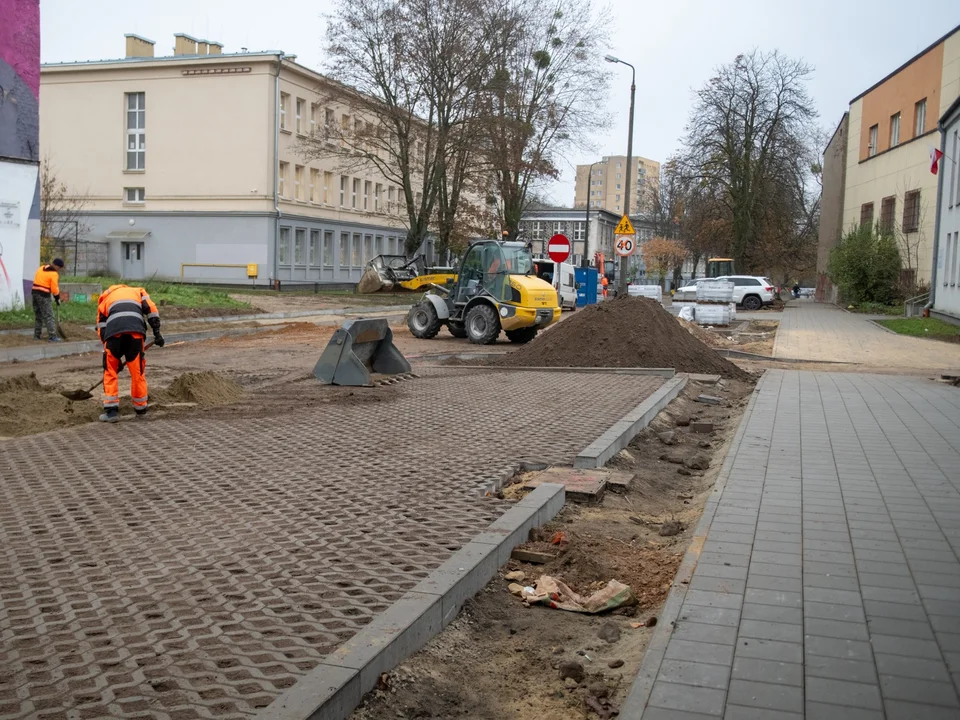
[302,0,513,258]
[39,155,89,267]
[484,0,611,238]
[676,50,819,273]
[301,0,440,255]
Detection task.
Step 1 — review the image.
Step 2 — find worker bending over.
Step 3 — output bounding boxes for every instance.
[96,284,164,423]
[31,258,64,342]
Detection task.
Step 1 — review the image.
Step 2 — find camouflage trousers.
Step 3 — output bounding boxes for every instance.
[32,293,56,339]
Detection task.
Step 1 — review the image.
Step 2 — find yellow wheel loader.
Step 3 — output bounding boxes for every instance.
[407,239,560,345]
[357,254,457,294]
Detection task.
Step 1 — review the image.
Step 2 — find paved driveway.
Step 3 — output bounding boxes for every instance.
[771,303,960,370]
[631,370,960,719]
[0,368,664,720]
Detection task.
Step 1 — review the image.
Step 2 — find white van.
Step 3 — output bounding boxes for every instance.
[534,257,578,310]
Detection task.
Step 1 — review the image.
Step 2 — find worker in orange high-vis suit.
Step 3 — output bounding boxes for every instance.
[32,258,65,342]
[96,284,164,423]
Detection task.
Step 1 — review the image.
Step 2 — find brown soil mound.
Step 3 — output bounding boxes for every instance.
[492,296,749,379]
[0,373,44,394]
[163,371,244,405]
[0,373,109,437]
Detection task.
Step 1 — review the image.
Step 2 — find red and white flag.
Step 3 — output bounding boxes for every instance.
[931,147,944,175]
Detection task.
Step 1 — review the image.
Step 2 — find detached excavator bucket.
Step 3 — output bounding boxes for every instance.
[314,318,411,387]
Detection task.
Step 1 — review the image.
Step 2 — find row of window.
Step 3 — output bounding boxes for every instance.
[525,221,587,242]
[277,163,407,212]
[279,92,428,163]
[867,98,926,158]
[277,228,402,268]
[942,231,960,288]
[860,189,921,233]
[280,94,336,136]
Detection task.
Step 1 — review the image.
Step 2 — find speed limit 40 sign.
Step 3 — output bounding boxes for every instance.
[614,234,636,256]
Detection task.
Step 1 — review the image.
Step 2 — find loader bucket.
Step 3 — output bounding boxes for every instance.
[357,263,390,294]
[313,318,411,387]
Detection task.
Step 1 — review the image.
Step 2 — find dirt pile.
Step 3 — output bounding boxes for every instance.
[492,296,750,379]
[162,371,243,405]
[0,373,103,437]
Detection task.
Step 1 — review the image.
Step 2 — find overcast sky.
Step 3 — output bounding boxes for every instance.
[41,0,960,206]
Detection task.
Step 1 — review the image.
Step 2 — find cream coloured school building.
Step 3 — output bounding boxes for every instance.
[41,33,434,286]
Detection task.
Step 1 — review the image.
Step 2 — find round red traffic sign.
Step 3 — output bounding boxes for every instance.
[548,234,571,263]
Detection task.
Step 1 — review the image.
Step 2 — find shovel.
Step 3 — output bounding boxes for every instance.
[61,339,159,401]
[55,303,68,340]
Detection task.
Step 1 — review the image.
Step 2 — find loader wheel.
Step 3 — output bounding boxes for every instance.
[465,304,501,345]
[505,327,538,344]
[408,302,442,339]
[448,323,468,339]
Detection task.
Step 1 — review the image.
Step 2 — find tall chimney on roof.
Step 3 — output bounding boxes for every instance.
[173,33,199,56]
[208,41,223,55]
[125,34,155,58]
[197,40,209,55]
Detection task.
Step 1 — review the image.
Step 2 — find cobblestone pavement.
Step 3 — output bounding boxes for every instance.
[771,302,960,370]
[0,368,664,720]
[638,370,960,719]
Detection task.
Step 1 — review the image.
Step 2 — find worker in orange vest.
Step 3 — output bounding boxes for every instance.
[601,274,609,299]
[31,258,64,342]
[96,284,164,423]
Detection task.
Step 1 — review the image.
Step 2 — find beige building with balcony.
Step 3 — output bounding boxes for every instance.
[40,33,424,285]
[572,155,660,215]
[819,24,960,293]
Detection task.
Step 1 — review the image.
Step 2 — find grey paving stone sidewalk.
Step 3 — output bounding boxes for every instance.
[637,370,960,719]
[771,302,960,370]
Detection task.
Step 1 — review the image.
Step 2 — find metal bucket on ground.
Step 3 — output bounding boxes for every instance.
[313,318,411,387]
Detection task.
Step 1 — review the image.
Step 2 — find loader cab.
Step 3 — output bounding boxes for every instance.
[453,239,532,306]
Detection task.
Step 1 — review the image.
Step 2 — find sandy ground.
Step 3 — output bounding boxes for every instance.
[352,378,756,720]
[230,292,414,313]
[0,323,524,437]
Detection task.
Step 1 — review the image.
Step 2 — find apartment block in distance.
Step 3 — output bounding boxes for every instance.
[573,155,660,215]
[40,33,429,286]
[819,24,960,295]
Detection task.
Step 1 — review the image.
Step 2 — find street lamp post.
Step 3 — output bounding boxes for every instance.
[605,54,636,296]
[583,161,600,268]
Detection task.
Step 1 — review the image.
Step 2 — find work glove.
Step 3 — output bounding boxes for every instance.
[54,297,61,306]
[153,332,165,348]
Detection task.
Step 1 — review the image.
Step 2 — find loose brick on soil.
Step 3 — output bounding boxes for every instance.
[491,296,749,379]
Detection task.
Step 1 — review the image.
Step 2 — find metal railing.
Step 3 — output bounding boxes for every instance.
[904,292,930,317]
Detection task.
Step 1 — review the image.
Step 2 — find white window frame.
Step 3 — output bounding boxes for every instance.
[124,187,145,204]
[352,178,359,209]
[309,229,320,266]
[280,93,289,131]
[278,162,288,198]
[364,180,371,210]
[340,232,350,268]
[125,92,145,171]
[278,227,291,265]
[340,175,347,206]
[294,165,303,201]
[294,228,306,265]
[323,230,334,268]
[890,112,900,148]
[374,183,382,212]
[916,99,927,137]
[869,125,878,157]
[296,98,304,134]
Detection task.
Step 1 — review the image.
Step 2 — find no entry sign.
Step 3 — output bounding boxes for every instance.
[548,234,571,263]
